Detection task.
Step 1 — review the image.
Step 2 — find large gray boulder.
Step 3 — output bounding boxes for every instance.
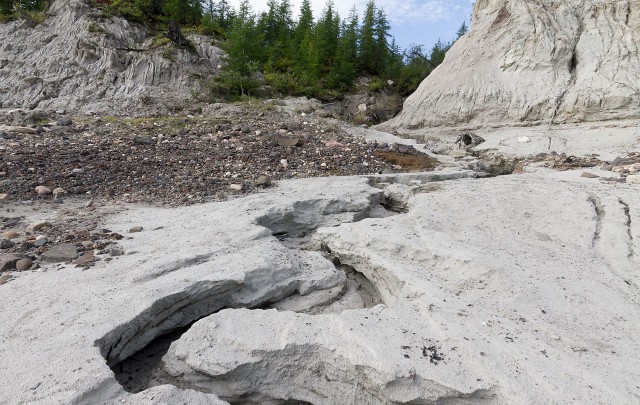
[382,0,640,131]
[0,0,222,115]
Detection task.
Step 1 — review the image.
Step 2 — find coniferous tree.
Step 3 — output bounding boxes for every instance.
[293,0,313,46]
[314,0,340,75]
[163,0,201,25]
[456,21,468,39]
[218,0,263,95]
[358,0,377,74]
[430,38,448,66]
[373,7,391,75]
[330,7,358,89]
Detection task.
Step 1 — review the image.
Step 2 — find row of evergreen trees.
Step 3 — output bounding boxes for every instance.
[210,0,467,98]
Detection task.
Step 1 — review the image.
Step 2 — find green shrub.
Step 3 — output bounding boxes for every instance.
[367,78,384,92]
[161,47,176,61]
[87,22,106,33]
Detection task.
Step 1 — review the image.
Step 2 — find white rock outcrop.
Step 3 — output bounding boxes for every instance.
[0,165,639,404]
[0,0,222,115]
[382,0,640,130]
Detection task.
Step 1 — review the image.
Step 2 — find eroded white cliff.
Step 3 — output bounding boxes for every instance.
[0,0,222,114]
[382,0,640,131]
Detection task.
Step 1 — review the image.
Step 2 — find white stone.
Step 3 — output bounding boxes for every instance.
[518,136,531,143]
[626,175,640,184]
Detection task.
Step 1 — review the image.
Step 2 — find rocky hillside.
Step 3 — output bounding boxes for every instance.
[382,0,640,131]
[0,0,222,115]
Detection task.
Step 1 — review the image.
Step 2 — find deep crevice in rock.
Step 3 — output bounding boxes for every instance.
[102,177,481,403]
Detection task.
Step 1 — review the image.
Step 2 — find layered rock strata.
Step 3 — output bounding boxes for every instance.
[0,0,221,114]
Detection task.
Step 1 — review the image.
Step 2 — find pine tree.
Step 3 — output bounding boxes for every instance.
[358,0,377,74]
[314,0,340,74]
[163,0,202,25]
[456,21,469,39]
[373,7,391,75]
[293,0,313,45]
[429,38,448,66]
[218,0,264,95]
[330,7,358,89]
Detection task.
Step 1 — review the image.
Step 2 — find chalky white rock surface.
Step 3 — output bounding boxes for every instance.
[382,0,640,130]
[0,0,222,115]
[1,151,639,405]
[163,172,640,404]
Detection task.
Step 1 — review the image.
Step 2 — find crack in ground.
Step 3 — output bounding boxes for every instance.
[588,195,605,247]
[100,173,492,404]
[619,198,634,258]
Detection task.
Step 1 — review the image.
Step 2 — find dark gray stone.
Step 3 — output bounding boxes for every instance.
[256,175,272,188]
[41,243,78,263]
[0,254,22,271]
[57,117,73,126]
[133,136,154,145]
[0,239,15,249]
[277,138,303,147]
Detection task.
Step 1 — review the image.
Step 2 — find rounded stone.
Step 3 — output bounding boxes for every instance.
[15,258,33,272]
[35,186,52,195]
[4,231,19,239]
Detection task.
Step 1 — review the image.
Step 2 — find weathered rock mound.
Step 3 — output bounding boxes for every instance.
[0,0,222,115]
[383,0,640,130]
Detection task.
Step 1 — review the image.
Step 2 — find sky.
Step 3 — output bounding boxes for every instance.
[226,0,475,51]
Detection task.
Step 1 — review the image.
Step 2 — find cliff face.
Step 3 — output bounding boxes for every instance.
[382,0,640,130]
[0,0,222,114]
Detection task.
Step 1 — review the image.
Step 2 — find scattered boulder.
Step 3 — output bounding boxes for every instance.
[133,136,154,145]
[3,231,19,239]
[0,193,9,201]
[256,175,272,188]
[0,126,37,134]
[581,172,600,179]
[229,184,243,191]
[35,186,52,196]
[56,117,73,126]
[26,222,51,233]
[53,188,66,199]
[0,240,15,249]
[627,175,640,185]
[277,138,304,147]
[40,244,78,263]
[15,259,33,272]
[0,274,13,285]
[0,254,22,272]
[129,226,144,233]
[34,235,48,247]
